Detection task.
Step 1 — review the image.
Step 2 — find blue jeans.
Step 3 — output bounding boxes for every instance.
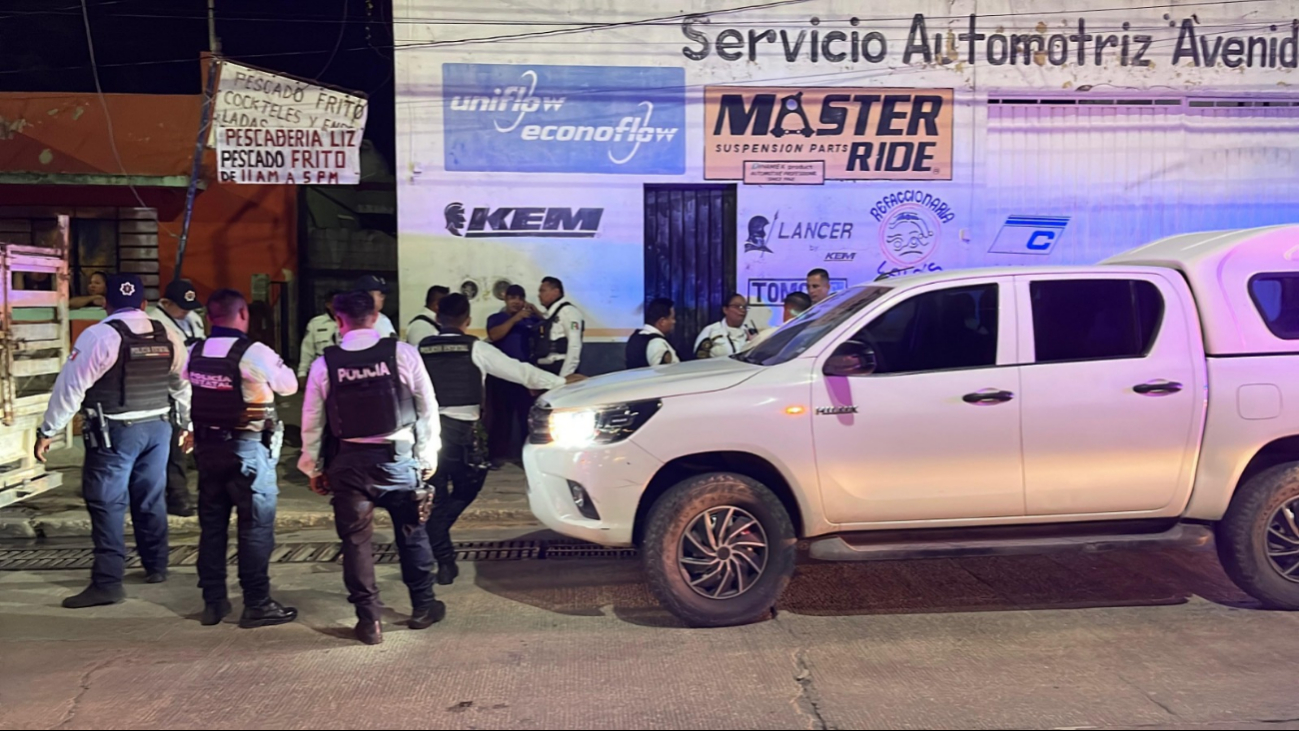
[82,417,172,588]
[327,446,436,622]
[195,438,278,605]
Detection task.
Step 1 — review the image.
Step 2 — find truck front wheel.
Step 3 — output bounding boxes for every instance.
[1217,462,1299,609]
[642,472,797,627]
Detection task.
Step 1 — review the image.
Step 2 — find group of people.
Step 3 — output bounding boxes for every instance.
[36,272,584,646]
[623,268,831,367]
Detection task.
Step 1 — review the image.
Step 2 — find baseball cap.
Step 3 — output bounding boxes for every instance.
[163,280,202,310]
[353,274,389,294]
[105,274,147,310]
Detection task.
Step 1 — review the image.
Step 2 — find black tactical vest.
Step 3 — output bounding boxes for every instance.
[531,301,574,365]
[410,314,441,335]
[418,332,483,409]
[323,338,416,439]
[84,319,174,414]
[189,338,277,431]
[625,329,666,369]
[160,309,203,347]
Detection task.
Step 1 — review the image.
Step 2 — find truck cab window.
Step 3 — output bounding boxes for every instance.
[1031,279,1163,362]
[854,284,999,375]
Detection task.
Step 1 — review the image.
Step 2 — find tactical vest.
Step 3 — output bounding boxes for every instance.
[160,309,203,347]
[625,329,666,370]
[323,338,416,440]
[189,338,277,431]
[418,332,483,409]
[531,301,575,366]
[84,320,174,414]
[410,314,441,335]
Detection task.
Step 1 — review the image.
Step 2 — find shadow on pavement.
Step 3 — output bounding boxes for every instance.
[473,537,1260,625]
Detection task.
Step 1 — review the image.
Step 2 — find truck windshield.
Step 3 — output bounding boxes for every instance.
[735,285,891,366]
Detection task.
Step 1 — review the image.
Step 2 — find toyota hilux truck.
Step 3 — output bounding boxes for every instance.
[524,226,1299,627]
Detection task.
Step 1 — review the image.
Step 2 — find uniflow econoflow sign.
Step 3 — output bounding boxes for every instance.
[212,60,368,184]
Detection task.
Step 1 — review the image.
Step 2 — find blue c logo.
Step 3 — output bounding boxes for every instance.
[1026,230,1056,251]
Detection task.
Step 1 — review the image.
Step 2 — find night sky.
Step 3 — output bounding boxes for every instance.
[0,0,396,165]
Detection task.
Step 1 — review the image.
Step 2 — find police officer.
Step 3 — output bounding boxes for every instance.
[695,293,760,359]
[149,279,205,517]
[534,276,584,376]
[418,294,582,584]
[299,290,442,645]
[299,290,340,379]
[354,275,398,338]
[806,268,832,305]
[34,274,191,608]
[187,289,299,628]
[626,297,679,369]
[783,291,812,323]
[405,285,449,345]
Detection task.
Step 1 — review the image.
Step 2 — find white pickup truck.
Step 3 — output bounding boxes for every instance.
[525,226,1299,627]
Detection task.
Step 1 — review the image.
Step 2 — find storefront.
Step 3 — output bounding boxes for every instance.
[395,0,1299,366]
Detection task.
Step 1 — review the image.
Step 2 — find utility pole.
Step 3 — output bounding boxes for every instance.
[207,0,221,55]
[175,0,220,281]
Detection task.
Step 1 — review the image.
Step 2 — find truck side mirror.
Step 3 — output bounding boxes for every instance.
[823,340,877,377]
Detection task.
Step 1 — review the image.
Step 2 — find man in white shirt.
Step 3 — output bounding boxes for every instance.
[187,288,299,629]
[625,297,679,369]
[34,274,192,608]
[354,274,397,338]
[148,279,206,517]
[298,291,339,378]
[404,284,449,345]
[299,291,441,645]
[415,294,583,584]
[695,292,761,359]
[535,276,584,377]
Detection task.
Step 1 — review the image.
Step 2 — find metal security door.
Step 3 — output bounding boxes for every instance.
[643,185,737,359]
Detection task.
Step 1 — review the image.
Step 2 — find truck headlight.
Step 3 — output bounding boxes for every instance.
[530,400,662,448]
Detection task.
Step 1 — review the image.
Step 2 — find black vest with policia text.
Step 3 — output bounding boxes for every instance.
[625,329,665,370]
[323,338,416,439]
[84,319,173,414]
[417,331,482,409]
[189,338,277,431]
[531,301,577,371]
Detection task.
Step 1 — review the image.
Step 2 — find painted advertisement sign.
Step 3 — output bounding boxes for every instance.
[443,64,686,175]
[705,87,954,181]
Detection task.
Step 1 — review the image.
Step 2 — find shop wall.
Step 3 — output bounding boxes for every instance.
[395,0,1299,334]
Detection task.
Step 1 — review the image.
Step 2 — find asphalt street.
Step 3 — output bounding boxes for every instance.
[3,529,1299,730]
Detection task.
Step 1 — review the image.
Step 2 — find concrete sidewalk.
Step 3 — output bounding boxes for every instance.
[0,441,537,539]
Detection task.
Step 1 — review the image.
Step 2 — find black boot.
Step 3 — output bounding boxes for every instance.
[145,569,169,584]
[409,600,446,630]
[62,584,126,609]
[239,599,298,629]
[355,620,383,645]
[436,560,459,586]
[201,599,232,626]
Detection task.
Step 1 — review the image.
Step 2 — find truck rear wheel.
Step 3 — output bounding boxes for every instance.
[1217,462,1299,609]
[642,472,796,628]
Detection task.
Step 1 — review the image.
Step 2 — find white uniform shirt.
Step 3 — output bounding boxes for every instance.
[298,328,441,476]
[148,305,206,345]
[637,324,678,367]
[537,297,584,377]
[298,313,338,378]
[376,312,397,339]
[694,320,760,359]
[186,335,299,430]
[432,334,567,422]
[404,308,441,346]
[40,309,192,434]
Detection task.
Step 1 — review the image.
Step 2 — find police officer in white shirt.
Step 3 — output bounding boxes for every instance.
[695,293,760,359]
[298,291,340,379]
[416,294,584,584]
[34,274,192,609]
[354,274,397,338]
[534,276,584,376]
[299,290,441,645]
[626,297,679,368]
[149,279,206,516]
[187,289,300,629]
[404,285,449,345]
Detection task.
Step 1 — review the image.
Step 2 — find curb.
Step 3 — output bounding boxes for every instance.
[1,506,538,540]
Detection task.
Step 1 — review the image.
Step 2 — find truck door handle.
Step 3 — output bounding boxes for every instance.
[963,389,1015,404]
[1133,380,1183,395]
